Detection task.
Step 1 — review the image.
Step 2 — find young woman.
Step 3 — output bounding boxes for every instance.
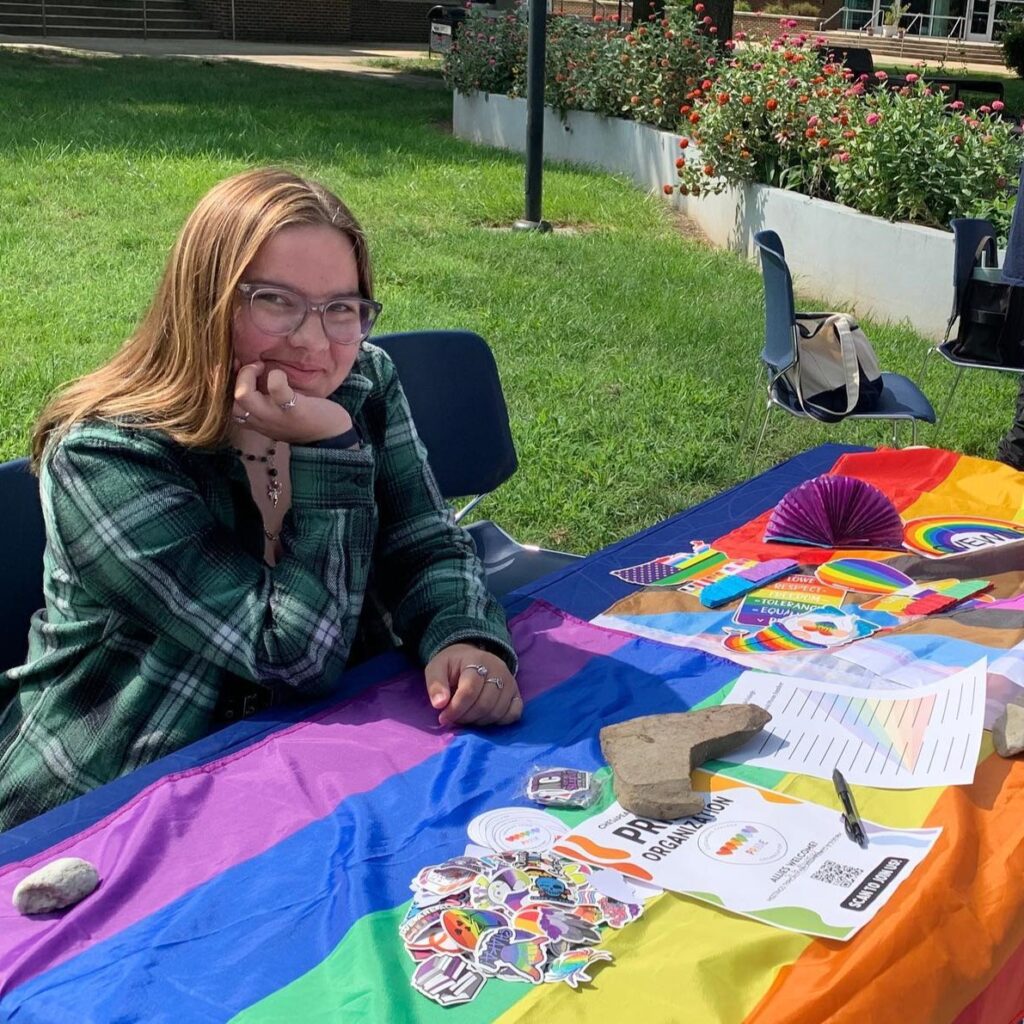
[0,167,521,832]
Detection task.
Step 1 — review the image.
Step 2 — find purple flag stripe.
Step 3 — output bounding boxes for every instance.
[0,601,627,993]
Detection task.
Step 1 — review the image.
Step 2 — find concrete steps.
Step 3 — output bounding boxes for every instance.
[823,28,1006,66]
[0,0,219,38]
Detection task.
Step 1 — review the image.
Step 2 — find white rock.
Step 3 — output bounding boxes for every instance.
[992,696,1024,758]
[12,857,100,915]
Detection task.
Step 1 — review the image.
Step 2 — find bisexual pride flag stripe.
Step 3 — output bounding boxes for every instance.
[0,602,744,1022]
[3,447,1024,1024]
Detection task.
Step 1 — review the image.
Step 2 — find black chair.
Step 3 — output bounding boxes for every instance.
[816,45,875,79]
[922,76,1005,105]
[920,218,1024,429]
[749,230,935,463]
[373,330,583,597]
[0,457,46,673]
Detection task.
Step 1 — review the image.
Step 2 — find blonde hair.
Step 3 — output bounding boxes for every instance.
[31,167,373,468]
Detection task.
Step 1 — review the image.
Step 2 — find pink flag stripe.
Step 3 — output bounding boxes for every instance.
[0,601,626,993]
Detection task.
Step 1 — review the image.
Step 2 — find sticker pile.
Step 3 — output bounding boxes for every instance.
[401,850,641,1006]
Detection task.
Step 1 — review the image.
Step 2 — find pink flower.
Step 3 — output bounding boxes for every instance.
[786,17,798,27]
[906,72,919,82]
[993,100,1005,111]
[980,105,992,114]
[866,112,881,126]
[807,115,819,127]
[949,100,964,110]
[874,70,887,80]
[837,151,851,163]
[787,77,799,87]
[735,31,748,40]
[724,38,735,48]
[706,56,718,65]
[752,61,763,70]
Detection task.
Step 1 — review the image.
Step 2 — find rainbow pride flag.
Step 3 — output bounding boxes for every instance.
[1,448,1022,1023]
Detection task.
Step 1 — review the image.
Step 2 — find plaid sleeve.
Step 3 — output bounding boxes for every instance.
[366,353,517,672]
[43,425,373,690]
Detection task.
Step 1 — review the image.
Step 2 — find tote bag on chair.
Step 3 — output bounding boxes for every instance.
[781,313,884,423]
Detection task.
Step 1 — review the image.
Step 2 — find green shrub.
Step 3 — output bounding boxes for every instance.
[788,2,821,15]
[445,0,717,129]
[443,7,526,95]
[1002,22,1024,79]
[673,40,1022,233]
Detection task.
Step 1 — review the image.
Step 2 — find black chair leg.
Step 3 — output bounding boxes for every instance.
[936,365,965,443]
[750,401,772,471]
[741,365,766,444]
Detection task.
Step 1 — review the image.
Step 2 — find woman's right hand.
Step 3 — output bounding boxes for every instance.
[233,362,353,444]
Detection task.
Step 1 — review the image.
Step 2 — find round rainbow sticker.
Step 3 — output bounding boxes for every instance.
[902,516,1024,558]
[816,558,915,595]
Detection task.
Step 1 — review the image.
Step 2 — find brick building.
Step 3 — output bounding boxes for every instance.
[189,0,438,42]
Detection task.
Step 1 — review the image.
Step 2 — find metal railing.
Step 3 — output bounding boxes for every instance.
[16,0,150,38]
[817,4,987,42]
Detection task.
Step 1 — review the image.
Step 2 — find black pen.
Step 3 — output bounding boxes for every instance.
[832,768,868,848]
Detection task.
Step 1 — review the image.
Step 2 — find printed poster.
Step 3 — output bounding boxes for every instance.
[553,772,940,941]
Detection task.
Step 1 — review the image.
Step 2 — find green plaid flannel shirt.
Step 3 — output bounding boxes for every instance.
[0,343,515,832]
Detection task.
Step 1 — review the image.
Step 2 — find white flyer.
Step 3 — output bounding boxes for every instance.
[718,660,987,788]
[553,772,940,941]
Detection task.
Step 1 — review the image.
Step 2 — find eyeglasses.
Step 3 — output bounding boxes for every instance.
[237,283,382,346]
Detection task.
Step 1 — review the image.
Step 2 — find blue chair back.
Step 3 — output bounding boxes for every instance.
[371,331,518,500]
[0,458,45,672]
[753,230,798,376]
[950,218,998,324]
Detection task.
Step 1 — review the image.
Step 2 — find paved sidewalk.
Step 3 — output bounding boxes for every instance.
[0,35,446,83]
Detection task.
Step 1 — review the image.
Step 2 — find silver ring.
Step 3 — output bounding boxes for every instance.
[232,411,251,423]
[466,664,488,678]
[487,676,504,691]
[278,395,297,411]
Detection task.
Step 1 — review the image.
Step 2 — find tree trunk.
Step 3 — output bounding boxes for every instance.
[703,0,734,42]
[632,0,663,26]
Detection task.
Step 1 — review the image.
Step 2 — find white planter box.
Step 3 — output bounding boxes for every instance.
[454,90,958,339]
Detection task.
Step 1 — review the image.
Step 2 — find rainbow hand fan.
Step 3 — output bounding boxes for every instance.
[764,475,904,550]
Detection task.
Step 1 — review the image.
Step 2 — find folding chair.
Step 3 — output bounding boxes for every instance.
[0,457,46,673]
[750,230,935,465]
[373,330,583,598]
[920,218,1024,431]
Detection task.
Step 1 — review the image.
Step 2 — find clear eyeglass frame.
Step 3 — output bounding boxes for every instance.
[236,282,382,346]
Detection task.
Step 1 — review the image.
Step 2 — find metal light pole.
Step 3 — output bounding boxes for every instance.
[513,0,552,232]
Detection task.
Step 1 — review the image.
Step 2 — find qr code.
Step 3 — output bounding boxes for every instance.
[811,859,862,888]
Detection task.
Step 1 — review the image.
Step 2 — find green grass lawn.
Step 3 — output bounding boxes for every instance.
[361,56,447,79]
[0,48,1018,554]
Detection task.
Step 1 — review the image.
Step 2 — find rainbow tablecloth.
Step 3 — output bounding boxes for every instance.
[1,445,1022,1024]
